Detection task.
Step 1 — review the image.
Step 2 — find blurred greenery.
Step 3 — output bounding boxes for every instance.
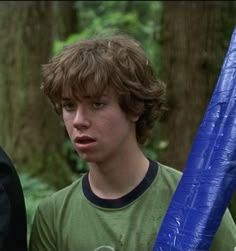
[19,172,56,239]
[63,138,88,173]
[54,1,162,72]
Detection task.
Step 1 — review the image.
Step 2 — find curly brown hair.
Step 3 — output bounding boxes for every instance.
[41,33,167,144]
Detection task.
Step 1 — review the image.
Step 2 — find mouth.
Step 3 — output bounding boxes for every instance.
[74,136,96,151]
[75,136,96,144]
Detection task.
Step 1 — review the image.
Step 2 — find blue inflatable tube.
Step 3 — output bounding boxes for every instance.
[153,27,236,251]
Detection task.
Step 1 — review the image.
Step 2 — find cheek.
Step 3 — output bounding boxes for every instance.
[102,112,124,128]
[63,118,73,136]
[101,114,132,136]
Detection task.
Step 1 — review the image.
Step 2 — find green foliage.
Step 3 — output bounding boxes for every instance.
[142,124,169,161]
[63,138,88,173]
[142,140,168,160]
[19,172,56,239]
[54,1,162,72]
[20,151,74,190]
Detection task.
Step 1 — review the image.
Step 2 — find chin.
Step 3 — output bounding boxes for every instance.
[78,152,102,164]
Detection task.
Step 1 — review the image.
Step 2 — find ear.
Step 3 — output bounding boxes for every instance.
[130,115,140,122]
[129,105,144,122]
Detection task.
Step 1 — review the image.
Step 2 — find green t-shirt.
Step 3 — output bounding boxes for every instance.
[29,160,236,251]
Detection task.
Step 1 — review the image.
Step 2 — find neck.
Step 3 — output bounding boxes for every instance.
[88,147,149,199]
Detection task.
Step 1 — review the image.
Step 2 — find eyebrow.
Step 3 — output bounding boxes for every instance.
[61,92,110,103]
[61,97,71,101]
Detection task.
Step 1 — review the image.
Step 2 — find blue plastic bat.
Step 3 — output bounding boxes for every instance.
[153,27,236,251]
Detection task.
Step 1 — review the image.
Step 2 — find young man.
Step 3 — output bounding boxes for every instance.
[0,147,27,251]
[29,34,236,251]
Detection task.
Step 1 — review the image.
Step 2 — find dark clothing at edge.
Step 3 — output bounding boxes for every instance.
[0,147,27,251]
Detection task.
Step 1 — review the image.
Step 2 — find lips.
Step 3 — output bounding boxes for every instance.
[74,136,96,151]
[75,136,96,144]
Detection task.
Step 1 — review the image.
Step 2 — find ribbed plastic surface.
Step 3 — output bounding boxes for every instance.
[152,27,236,251]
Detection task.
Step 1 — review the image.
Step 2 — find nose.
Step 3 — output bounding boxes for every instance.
[73,106,91,130]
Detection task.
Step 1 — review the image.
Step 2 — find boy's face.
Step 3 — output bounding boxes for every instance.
[61,88,137,164]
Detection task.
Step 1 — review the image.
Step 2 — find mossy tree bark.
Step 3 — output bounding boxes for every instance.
[0,1,73,189]
[53,1,79,41]
[159,1,236,170]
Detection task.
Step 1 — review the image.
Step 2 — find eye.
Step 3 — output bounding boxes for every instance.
[62,102,76,112]
[92,102,105,109]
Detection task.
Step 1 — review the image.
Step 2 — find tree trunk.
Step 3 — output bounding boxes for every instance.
[0,1,72,189]
[159,1,236,170]
[53,1,79,41]
[159,0,236,223]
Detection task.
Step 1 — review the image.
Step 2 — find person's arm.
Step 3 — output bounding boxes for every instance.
[0,147,27,251]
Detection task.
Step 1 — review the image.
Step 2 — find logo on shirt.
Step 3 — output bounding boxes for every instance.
[94,246,115,251]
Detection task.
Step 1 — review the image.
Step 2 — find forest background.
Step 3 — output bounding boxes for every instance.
[0,1,235,238]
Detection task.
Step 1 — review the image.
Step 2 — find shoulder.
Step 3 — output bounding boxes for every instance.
[0,147,22,190]
[31,175,85,237]
[158,162,182,176]
[157,162,182,187]
[37,175,84,214]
